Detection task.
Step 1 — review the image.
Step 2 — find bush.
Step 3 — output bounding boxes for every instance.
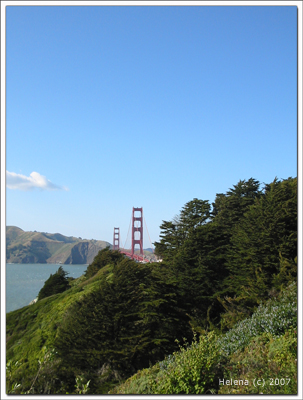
[111,332,222,394]
[216,282,297,356]
[218,329,297,394]
[154,332,222,394]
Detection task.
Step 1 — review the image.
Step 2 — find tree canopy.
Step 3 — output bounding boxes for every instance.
[38,266,70,300]
[55,258,192,379]
[155,177,297,330]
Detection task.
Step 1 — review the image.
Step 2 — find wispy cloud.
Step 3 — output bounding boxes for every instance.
[6,171,68,191]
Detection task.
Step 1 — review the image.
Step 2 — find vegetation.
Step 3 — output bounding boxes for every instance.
[6,176,297,394]
[110,282,297,395]
[56,257,192,384]
[84,247,124,278]
[37,266,71,300]
[154,176,297,331]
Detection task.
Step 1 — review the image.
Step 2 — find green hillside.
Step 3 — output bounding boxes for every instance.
[110,282,297,395]
[6,176,297,395]
[6,226,111,264]
[7,250,181,394]
[6,258,297,395]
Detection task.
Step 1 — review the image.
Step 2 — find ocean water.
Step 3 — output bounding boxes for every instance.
[6,263,88,313]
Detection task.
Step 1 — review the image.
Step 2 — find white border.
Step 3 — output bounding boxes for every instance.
[1,1,302,399]
[1,0,303,5]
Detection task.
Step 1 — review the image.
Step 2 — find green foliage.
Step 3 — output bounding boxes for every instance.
[37,266,70,300]
[110,282,297,395]
[155,177,297,330]
[55,257,192,382]
[84,246,124,278]
[6,346,61,394]
[211,178,262,227]
[218,329,297,394]
[110,332,222,394]
[153,179,271,330]
[154,198,211,260]
[154,333,221,394]
[154,219,182,259]
[6,271,107,394]
[179,198,211,236]
[73,376,91,394]
[272,254,297,289]
[225,177,297,304]
[216,282,297,356]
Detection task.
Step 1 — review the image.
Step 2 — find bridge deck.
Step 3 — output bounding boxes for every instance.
[120,249,150,263]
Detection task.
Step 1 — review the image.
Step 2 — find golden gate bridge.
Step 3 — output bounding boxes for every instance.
[113,207,154,263]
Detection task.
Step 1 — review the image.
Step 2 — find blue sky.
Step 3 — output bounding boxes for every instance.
[5,4,298,248]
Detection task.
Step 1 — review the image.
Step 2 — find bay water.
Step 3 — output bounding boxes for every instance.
[6,263,88,313]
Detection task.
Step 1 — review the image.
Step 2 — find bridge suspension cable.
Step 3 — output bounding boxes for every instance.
[122,214,132,251]
[144,214,154,253]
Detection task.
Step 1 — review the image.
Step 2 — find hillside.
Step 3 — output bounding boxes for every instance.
[6,255,297,395]
[6,177,297,395]
[6,226,111,264]
[109,282,297,395]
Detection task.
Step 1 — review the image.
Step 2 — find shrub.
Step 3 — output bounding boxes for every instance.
[216,282,297,356]
[218,328,297,394]
[111,332,222,394]
[154,332,222,394]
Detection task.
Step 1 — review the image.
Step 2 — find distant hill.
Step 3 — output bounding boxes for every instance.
[6,226,111,264]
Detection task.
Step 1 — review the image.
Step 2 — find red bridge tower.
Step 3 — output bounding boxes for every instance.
[113,227,120,250]
[131,207,143,257]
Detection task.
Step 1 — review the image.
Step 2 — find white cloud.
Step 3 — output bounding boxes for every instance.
[6,171,68,191]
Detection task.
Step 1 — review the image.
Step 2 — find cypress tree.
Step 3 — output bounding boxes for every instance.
[38,266,70,300]
[224,177,297,312]
[55,256,192,379]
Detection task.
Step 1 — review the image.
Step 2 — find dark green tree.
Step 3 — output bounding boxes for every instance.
[211,178,262,226]
[154,219,183,260]
[179,198,211,234]
[85,246,125,278]
[55,257,192,384]
[155,179,273,331]
[154,199,211,261]
[38,266,70,300]
[225,177,297,298]
[217,177,297,330]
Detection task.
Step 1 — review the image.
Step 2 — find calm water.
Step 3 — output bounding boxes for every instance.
[6,263,88,313]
